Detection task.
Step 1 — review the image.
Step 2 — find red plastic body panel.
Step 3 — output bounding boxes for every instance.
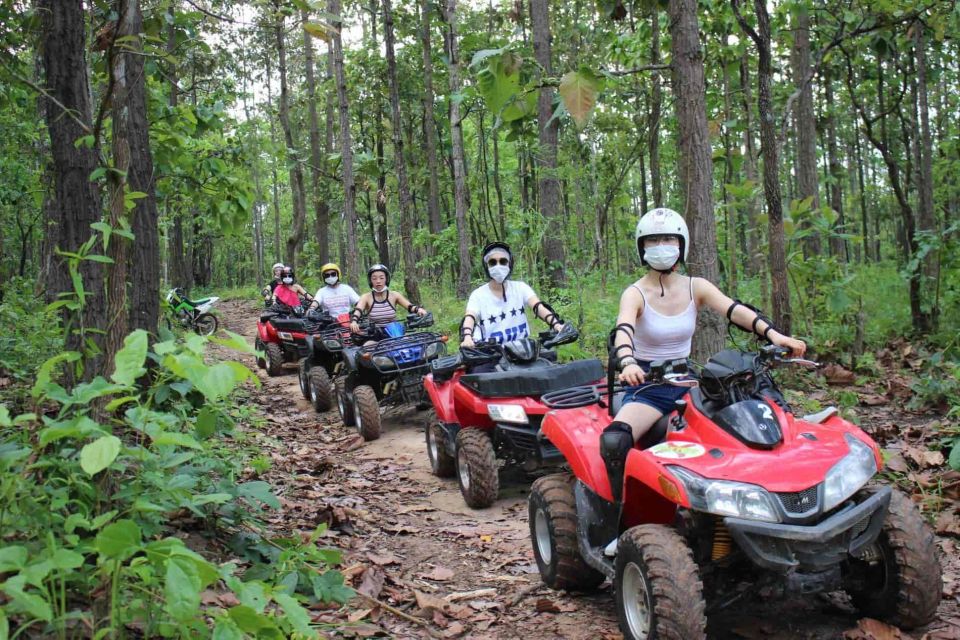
[543,391,883,523]
[257,320,279,344]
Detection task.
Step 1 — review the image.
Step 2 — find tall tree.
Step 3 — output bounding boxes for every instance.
[649,5,663,208]
[914,23,938,329]
[39,0,106,378]
[529,0,566,286]
[330,0,359,286]
[791,7,821,256]
[383,0,420,301]
[274,5,308,270]
[421,0,442,235]
[302,8,330,266]
[443,0,472,297]
[668,0,724,359]
[733,0,792,333]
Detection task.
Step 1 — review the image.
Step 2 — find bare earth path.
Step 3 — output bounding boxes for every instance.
[217,300,958,640]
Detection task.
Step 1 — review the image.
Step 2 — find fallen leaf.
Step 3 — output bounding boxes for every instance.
[358,567,385,599]
[883,452,910,473]
[903,445,945,469]
[935,512,960,538]
[421,566,456,582]
[414,589,449,614]
[859,394,888,406]
[366,552,399,566]
[844,617,909,640]
[535,598,561,613]
[347,607,373,623]
[823,363,856,385]
[445,588,497,602]
[442,622,465,638]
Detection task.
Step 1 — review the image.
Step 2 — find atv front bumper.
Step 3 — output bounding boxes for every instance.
[724,485,891,573]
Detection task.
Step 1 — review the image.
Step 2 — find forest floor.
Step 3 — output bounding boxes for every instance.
[215,299,960,640]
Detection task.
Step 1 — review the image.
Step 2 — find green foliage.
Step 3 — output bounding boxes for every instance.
[0,278,63,396]
[0,331,352,637]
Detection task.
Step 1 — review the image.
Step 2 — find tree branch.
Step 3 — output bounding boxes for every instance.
[182,0,236,22]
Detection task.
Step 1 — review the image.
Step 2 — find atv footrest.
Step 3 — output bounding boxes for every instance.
[496,424,561,462]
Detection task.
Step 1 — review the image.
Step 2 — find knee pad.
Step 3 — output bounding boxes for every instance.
[600,421,634,502]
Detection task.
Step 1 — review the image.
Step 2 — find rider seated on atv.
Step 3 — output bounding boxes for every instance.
[458,242,566,372]
[600,208,807,492]
[271,267,313,315]
[308,262,360,317]
[261,263,285,306]
[349,264,428,342]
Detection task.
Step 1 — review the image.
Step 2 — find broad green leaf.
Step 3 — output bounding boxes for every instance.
[192,493,233,506]
[0,608,7,640]
[89,510,118,530]
[273,593,318,639]
[194,362,250,401]
[228,605,274,633]
[195,407,218,439]
[1,579,52,622]
[950,444,960,471]
[112,330,148,386]
[0,405,9,428]
[211,330,257,355]
[94,519,141,560]
[50,549,84,571]
[236,482,280,510]
[40,416,103,447]
[165,555,201,622]
[80,435,121,476]
[0,546,27,572]
[151,431,203,450]
[31,352,82,399]
[68,378,128,405]
[303,21,332,41]
[310,570,354,604]
[559,69,599,128]
[469,47,505,68]
[212,619,243,640]
[64,514,91,534]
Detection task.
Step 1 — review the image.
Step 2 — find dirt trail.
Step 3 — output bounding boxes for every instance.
[217,300,957,639]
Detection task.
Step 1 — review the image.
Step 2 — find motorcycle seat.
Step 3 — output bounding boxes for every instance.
[460,359,604,398]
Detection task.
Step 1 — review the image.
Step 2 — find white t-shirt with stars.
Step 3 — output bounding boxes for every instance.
[465,281,536,344]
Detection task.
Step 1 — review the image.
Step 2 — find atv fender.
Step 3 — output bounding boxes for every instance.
[541,409,613,501]
[305,334,317,359]
[423,372,460,424]
[258,321,278,343]
[341,347,360,373]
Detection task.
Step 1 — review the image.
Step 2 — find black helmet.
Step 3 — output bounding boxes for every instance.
[367,263,391,288]
[481,241,512,280]
[281,267,295,282]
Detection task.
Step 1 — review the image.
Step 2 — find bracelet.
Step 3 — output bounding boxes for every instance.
[619,356,638,370]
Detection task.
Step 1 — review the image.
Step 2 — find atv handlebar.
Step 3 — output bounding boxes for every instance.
[759,344,820,368]
[541,322,579,349]
[406,311,435,329]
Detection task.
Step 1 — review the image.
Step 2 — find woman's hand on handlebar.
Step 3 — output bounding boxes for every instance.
[774,335,807,358]
[350,321,361,334]
[619,363,645,386]
[461,336,475,349]
[416,307,428,317]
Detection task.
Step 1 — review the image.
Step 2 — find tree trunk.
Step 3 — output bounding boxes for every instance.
[739,55,764,285]
[824,69,847,261]
[421,0,443,235]
[239,29,264,289]
[734,0,792,334]
[649,5,663,207]
[853,127,871,262]
[302,8,330,268]
[383,0,420,301]
[275,7,308,271]
[914,24,939,330]
[265,54,282,264]
[39,0,105,378]
[792,7,821,257]
[668,0,724,359]
[722,56,737,297]
[331,0,359,288]
[443,0,472,297]
[529,0,566,286]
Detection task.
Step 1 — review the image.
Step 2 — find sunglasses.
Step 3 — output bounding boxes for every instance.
[486,257,509,267]
[323,272,338,278]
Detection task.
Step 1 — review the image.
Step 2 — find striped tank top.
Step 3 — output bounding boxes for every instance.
[368,291,397,326]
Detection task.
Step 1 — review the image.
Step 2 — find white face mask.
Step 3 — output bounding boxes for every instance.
[489,265,510,284]
[644,245,680,271]
[372,285,388,294]
[282,277,294,284]
[325,276,339,286]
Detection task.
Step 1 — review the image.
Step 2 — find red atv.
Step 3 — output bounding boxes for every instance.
[530,346,942,640]
[422,324,605,508]
[254,304,323,376]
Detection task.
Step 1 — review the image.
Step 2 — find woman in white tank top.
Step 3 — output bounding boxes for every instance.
[600,209,807,499]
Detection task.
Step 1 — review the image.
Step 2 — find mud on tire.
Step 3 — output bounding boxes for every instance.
[309,367,334,412]
[265,343,284,376]
[353,385,381,441]
[298,358,310,399]
[845,487,942,629]
[426,417,455,478]
[529,473,605,591]
[614,525,707,640]
[336,377,355,426]
[455,429,498,508]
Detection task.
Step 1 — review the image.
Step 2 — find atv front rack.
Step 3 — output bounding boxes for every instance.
[359,331,447,374]
[542,383,623,409]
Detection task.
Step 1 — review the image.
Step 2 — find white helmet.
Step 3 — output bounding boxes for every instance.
[272,262,284,271]
[635,208,689,266]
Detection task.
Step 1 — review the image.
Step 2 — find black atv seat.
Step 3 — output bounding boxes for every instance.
[260,312,278,322]
[459,359,604,398]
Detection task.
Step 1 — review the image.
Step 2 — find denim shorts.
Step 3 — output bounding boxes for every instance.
[622,360,688,414]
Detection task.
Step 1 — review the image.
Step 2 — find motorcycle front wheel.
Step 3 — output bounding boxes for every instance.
[194,313,218,336]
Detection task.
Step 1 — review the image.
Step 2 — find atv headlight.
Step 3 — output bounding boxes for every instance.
[278,331,293,340]
[822,434,877,512]
[487,404,528,425]
[323,338,341,350]
[668,466,780,523]
[372,355,396,369]
[425,341,444,359]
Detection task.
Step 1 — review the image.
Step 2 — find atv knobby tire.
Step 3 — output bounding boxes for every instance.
[298,358,311,399]
[336,377,355,426]
[309,367,334,412]
[846,487,942,629]
[353,385,381,441]
[614,524,707,640]
[529,473,605,591]
[265,343,284,376]
[426,417,455,478]
[455,429,498,508]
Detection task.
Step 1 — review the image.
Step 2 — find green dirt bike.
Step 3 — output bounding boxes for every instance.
[165,288,219,336]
